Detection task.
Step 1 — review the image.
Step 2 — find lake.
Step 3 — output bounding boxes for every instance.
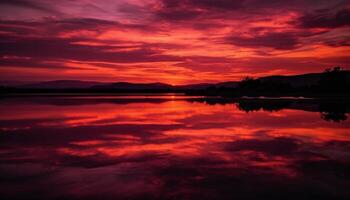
[0,96,349,200]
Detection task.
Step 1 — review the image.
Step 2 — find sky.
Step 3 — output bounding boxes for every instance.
[0,0,349,84]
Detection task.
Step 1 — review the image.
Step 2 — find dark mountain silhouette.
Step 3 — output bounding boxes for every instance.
[215,81,239,88]
[5,71,349,90]
[2,80,232,91]
[175,83,215,90]
[92,82,240,90]
[201,68,350,97]
[20,80,105,89]
[0,80,36,87]
[91,82,173,90]
[259,73,323,87]
[1,69,349,97]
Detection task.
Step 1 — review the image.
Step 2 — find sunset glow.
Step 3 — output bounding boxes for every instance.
[1,0,349,84]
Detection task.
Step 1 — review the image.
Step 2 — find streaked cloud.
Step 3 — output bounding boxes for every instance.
[0,0,349,83]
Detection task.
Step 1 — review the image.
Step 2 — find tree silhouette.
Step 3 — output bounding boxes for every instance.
[237,100,291,112]
[319,66,348,92]
[319,101,348,122]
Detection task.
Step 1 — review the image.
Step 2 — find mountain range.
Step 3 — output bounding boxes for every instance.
[2,71,350,90]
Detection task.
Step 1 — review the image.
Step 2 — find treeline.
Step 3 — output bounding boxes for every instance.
[190,67,350,97]
[1,67,349,97]
[188,98,350,122]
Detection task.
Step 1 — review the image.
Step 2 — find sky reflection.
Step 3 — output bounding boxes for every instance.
[0,97,349,200]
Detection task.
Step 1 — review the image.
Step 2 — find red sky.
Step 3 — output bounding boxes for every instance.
[0,0,350,84]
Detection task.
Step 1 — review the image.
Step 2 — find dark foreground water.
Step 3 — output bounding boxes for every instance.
[0,96,349,200]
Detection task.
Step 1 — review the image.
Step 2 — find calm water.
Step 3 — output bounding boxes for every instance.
[0,97,349,200]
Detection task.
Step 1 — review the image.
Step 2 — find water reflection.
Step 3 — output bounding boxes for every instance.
[191,98,350,122]
[0,97,349,200]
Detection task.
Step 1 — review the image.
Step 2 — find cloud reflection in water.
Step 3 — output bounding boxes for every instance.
[0,97,349,200]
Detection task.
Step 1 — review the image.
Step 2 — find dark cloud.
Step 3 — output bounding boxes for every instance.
[154,0,348,22]
[155,0,243,21]
[156,9,202,21]
[0,35,181,64]
[0,18,154,37]
[226,32,300,50]
[54,18,152,32]
[167,0,243,10]
[0,0,57,13]
[323,37,350,47]
[157,0,307,12]
[0,57,82,70]
[298,8,350,28]
[297,159,350,179]
[0,121,183,148]
[226,137,299,156]
[0,18,165,70]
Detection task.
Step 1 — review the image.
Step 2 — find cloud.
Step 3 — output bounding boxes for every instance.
[154,0,243,21]
[226,137,299,156]
[156,9,202,21]
[0,35,181,64]
[0,0,57,13]
[298,8,350,28]
[226,32,300,50]
[163,0,242,10]
[0,18,154,38]
[0,57,79,70]
[1,0,350,83]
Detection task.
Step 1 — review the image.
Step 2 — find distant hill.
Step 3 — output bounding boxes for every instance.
[19,80,105,89]
[91,82,239,90]
[259,73,322,87]
[91,82,173,90]
[2,71,350,91]
[259,71,350,87]
[175,83,215,90]
[216,81,239,88]
[0,80,35,87]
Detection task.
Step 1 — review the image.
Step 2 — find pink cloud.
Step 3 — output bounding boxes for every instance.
[0,0,349,83]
